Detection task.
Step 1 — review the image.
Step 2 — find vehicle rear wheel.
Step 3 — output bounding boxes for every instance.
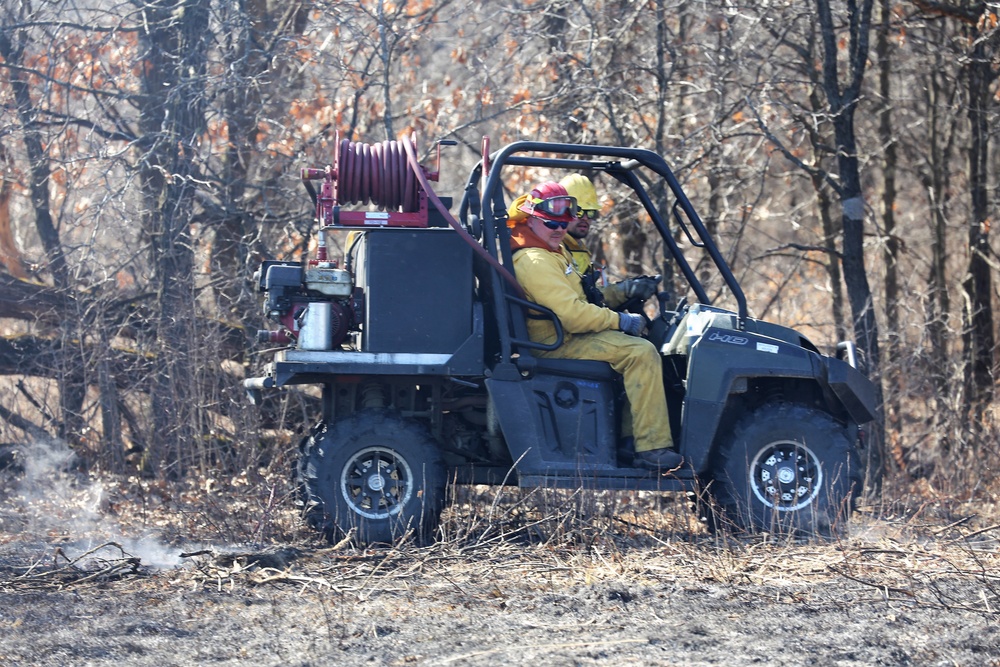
[708,403,862,537]
[299,410,445,545]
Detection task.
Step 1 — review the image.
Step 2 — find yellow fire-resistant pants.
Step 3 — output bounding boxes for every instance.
[536,330,673,452]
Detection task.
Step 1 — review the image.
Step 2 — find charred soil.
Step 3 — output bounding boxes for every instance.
[0,465,998,666]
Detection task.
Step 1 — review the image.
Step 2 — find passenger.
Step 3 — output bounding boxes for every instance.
[559,174,660,310]
[507,181,683,471]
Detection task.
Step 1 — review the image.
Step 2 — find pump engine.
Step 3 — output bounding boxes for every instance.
[255,260,362,350]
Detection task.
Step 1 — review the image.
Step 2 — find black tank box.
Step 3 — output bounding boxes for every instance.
[354,228,474,354]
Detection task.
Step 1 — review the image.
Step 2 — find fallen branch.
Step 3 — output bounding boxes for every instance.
[3,542,144,590]
[827,564,916,598]
[948,524,1000,545]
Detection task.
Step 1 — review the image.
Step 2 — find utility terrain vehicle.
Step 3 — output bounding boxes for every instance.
[245,135,877,543]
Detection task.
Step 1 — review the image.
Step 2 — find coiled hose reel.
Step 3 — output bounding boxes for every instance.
[301,132,440,232]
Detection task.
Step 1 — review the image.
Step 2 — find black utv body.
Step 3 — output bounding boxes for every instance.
[245,139,878,544]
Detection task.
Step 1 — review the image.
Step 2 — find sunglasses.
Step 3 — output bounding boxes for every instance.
[540,218,570,230]
[530,195,578,218]
[578,209,599,220]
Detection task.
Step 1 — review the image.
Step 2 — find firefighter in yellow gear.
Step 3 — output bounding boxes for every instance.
[507,181,683,471]
[559,174,661,310]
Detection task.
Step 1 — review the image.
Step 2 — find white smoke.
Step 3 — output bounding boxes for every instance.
[2,437,183,570]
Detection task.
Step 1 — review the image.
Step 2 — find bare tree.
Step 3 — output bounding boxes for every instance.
[0,3,87,444]
[877,0,902,444]
[742,0,886,486]
[908,0,1000,437]
[960,14,999,412]
[131,0,211,471]
[1,0,996,498]
[0,0,308,473]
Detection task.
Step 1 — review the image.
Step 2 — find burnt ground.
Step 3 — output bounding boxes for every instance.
[1,459,999,666]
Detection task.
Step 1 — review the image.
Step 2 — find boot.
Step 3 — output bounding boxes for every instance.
[633,447,684,471]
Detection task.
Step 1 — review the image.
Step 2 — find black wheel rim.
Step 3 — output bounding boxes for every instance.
[340,446,414,520]
[749,440,823,512]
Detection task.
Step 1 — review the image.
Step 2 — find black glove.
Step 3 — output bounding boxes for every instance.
[620,275,662,301]
[618,312,645,336]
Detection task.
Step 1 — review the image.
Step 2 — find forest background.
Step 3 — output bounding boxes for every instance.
[1,0,999,519]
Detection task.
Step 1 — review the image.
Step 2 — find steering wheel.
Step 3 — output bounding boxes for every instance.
[615,294,649,317]
[645,295,688,348]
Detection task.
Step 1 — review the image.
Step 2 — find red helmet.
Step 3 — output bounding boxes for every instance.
[517,181,578,223]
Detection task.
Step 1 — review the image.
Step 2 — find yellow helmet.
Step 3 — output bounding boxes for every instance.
[559,174,599,212]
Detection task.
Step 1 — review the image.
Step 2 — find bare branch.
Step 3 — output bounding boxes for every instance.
[757,242,845,260]
[746,96,842,196]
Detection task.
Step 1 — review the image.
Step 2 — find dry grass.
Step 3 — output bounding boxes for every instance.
[2,456,1000,666]
[3,457,999,621]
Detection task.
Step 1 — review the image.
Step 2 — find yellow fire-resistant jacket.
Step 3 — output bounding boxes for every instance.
[561,235,627,310]
[512,238,621,347]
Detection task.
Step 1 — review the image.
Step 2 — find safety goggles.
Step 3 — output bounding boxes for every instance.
[540,218,570,230]
[530,195,578,219]
[578,209,599,220]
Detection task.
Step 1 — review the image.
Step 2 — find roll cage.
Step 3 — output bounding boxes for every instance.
[457,140,748,370]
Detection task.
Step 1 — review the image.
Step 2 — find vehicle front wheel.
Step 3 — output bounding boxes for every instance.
[299,410,445,545]
[708,403,862,537]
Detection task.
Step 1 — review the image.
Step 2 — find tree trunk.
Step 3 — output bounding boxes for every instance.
[0,16,85,444]
[212,0,279,320]
[812,177,849,344]
[135,0,211,475]
[816,0,885,492]
[925,56,956,454]
[805,51,848,345]
[961,35,995,414]
[877,0,901,460]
